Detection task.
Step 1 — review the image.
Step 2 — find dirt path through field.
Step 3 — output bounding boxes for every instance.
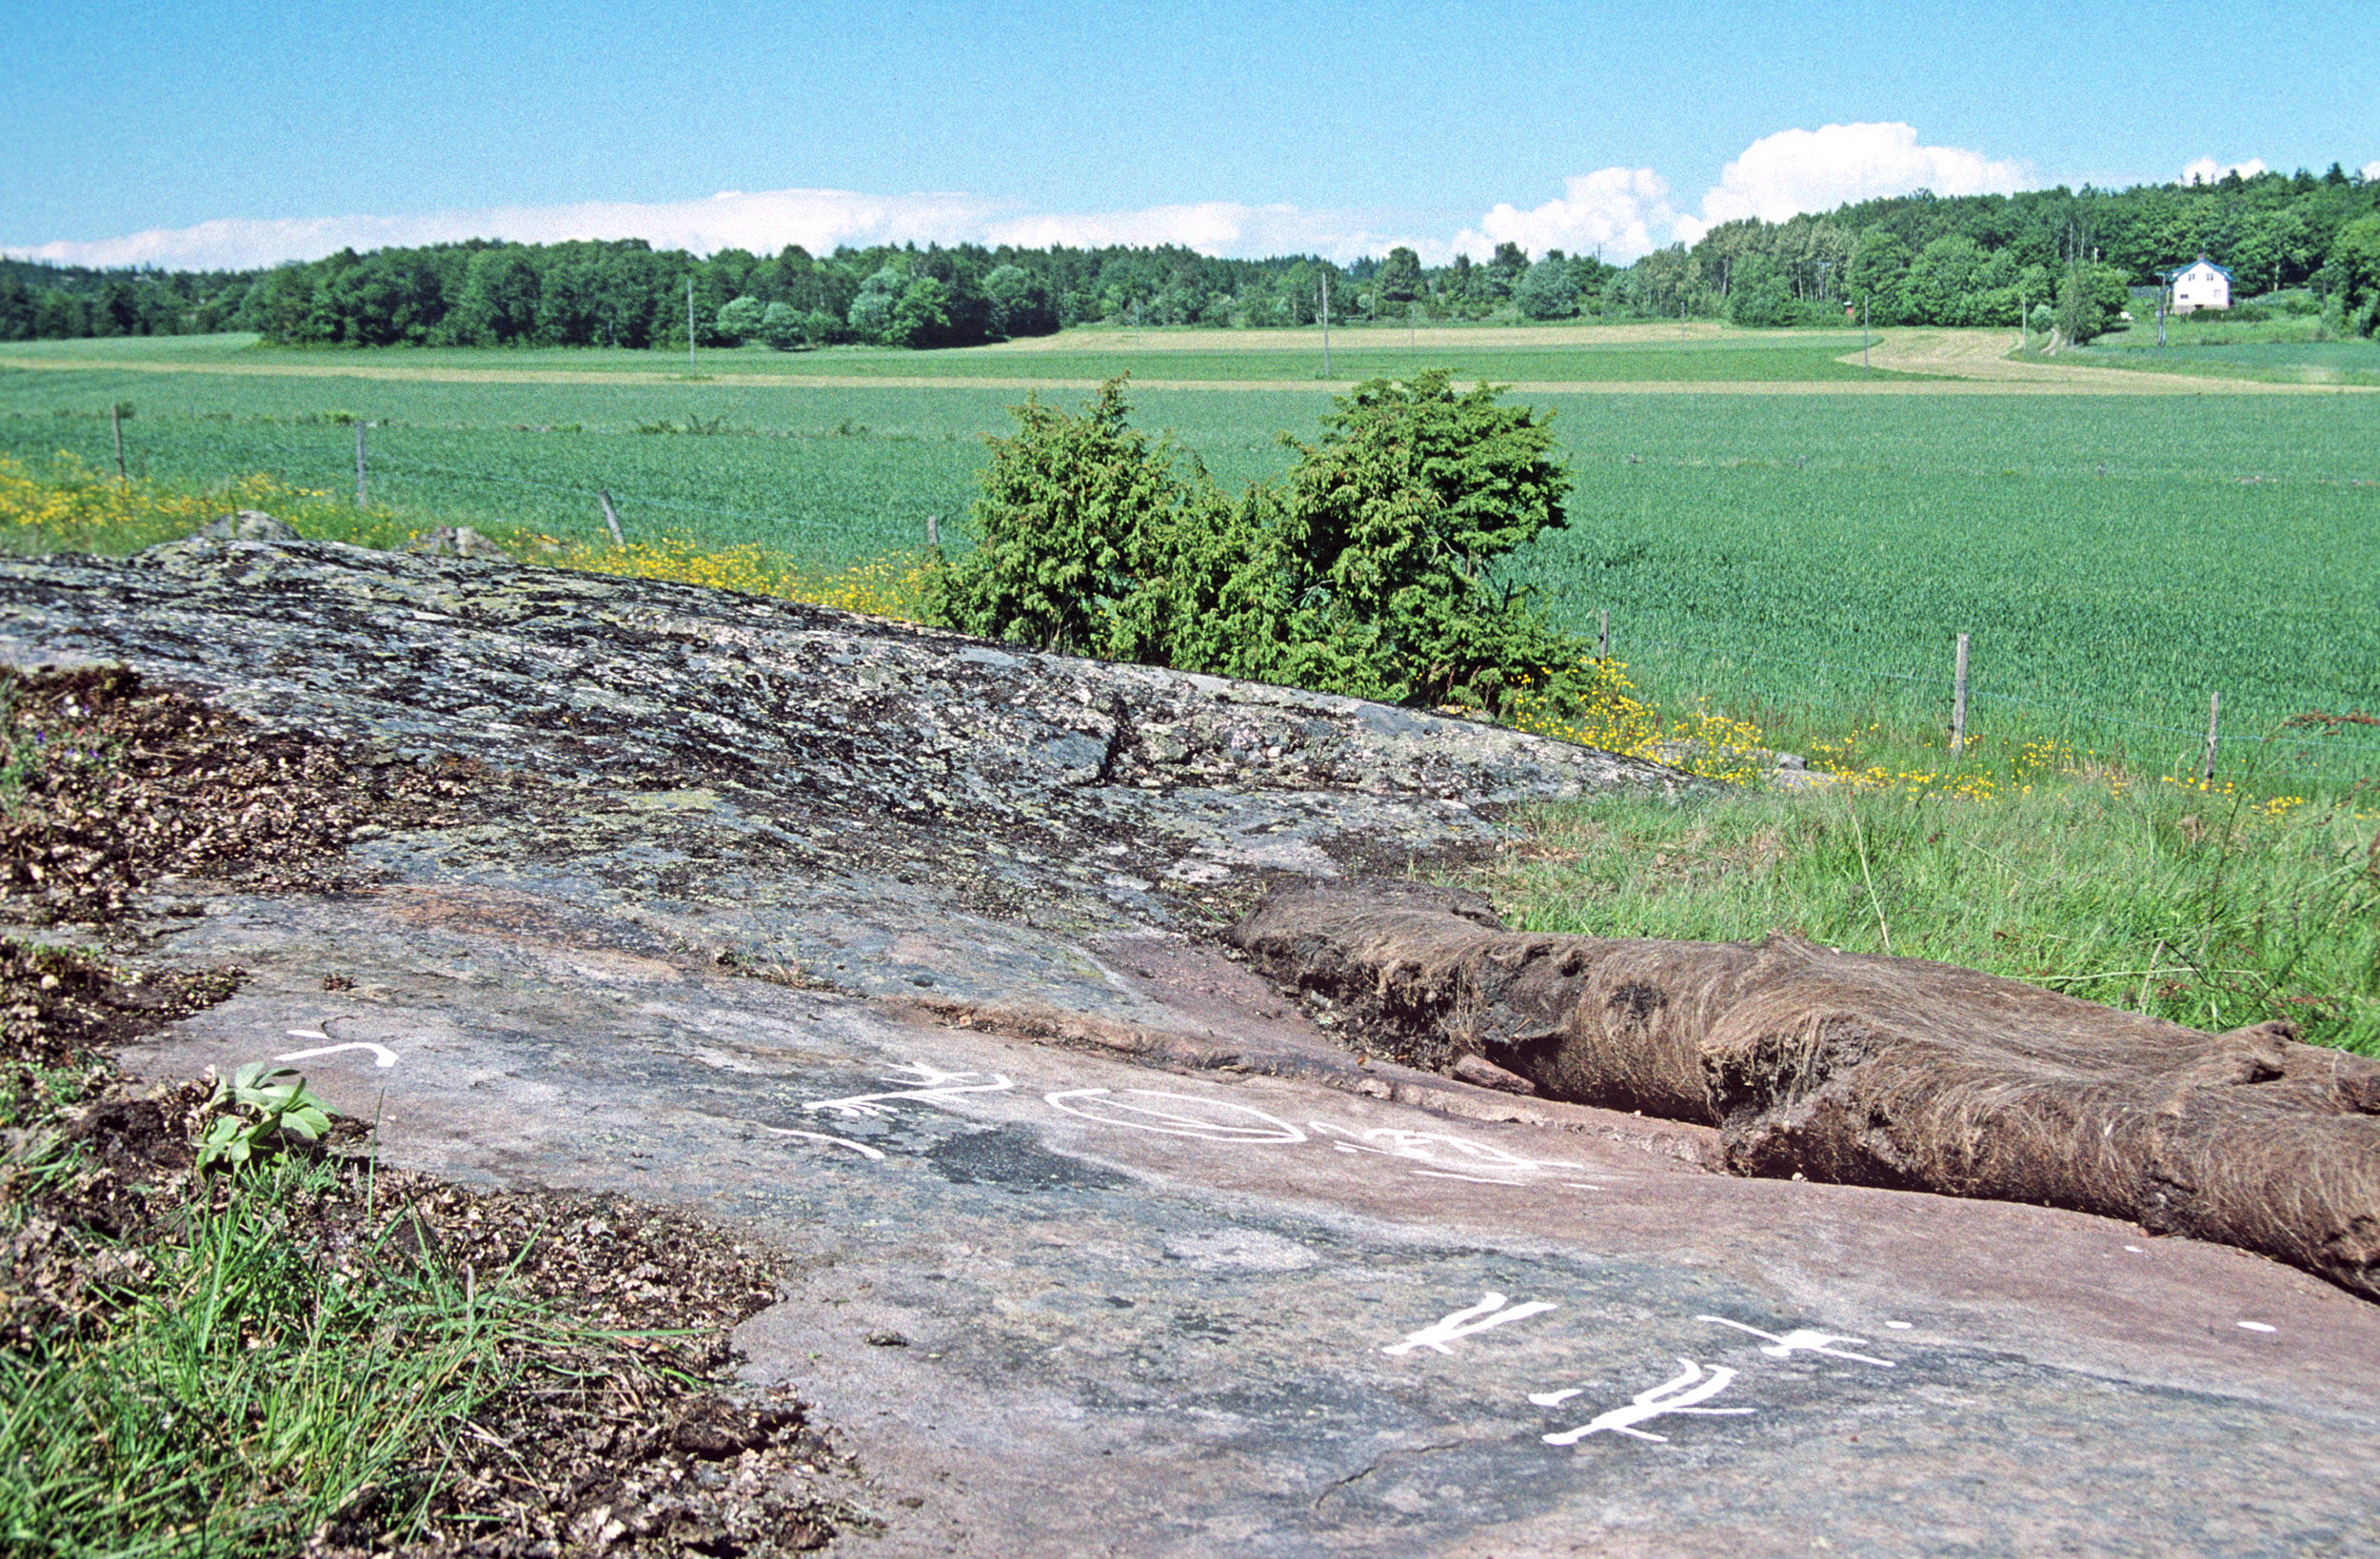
[1844,328,2364,394]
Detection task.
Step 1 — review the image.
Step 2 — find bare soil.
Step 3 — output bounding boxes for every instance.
[0,666,873,1556]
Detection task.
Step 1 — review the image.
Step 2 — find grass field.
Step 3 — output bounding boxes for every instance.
[2070,337,2380,387]
[0,325,1928,385]
[3,327,2375,787]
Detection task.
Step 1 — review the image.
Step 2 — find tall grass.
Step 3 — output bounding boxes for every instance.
[0,1146,592,1556]
[1484,773,2380,1055]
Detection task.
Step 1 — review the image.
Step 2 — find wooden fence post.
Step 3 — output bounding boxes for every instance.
[598,490,625,547]
[926,514,940,548]
[111,404,127,486]
[1951,633,1971,755]
[1597,609,1610,661]
[2203,691,2221,780]
[355,422,367,511]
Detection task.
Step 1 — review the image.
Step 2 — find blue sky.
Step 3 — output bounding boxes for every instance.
[5,0,2373,269]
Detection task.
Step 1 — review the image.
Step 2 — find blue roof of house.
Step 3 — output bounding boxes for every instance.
[2167,255,2233,281]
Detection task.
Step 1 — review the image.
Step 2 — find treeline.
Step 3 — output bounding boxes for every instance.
[1666,162,2380,340]
[3,163,2375,349]
[0,240,1457,350]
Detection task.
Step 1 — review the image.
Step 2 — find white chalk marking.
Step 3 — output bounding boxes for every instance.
[1045,1089,1305,1144]
[1561,1183,1604,1192]
[1528,1388,1586,1407]
[284,1029,329,1040]
[1409,1170,1529,1185]
[1308,1121,1584,1180]
[763,1126,887,1161]
[803,1062,1014,1119]
[274,1041,399,1070]
[2124,1245,2144,1253]
[1542,1359,1754,1446]
[1382,1292,1558,1356]
[2236,1321,2277,1333]
[1697,1314,1894,1368]
[1883,1321,1914,1331]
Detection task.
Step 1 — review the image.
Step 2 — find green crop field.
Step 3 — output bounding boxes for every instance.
[3,330,2375,786]
[2071,337,2380,387]
[0,326,1925,385]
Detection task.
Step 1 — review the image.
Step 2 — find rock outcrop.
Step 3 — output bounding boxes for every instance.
[0,537,1701,998]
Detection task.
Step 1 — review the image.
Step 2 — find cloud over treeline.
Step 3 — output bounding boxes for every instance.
[6,123,2035,274]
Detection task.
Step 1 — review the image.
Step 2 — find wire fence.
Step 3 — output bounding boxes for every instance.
[1608,628,2379,790]
[8,414,2376,791]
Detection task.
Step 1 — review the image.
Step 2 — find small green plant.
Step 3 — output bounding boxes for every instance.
[197,1063,334,1169]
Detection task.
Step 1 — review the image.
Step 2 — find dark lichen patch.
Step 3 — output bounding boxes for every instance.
[925,1123,1131,1193]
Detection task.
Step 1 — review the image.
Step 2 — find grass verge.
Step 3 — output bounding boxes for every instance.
[1478,774,2380,1056]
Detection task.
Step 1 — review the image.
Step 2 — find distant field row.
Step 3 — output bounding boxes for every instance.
[2,335,2374,784]
[0,327,1926,385]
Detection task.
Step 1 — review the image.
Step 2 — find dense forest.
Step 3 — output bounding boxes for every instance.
[5,164,2376,349]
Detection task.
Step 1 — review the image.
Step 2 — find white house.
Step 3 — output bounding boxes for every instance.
[2167,255,2231,314]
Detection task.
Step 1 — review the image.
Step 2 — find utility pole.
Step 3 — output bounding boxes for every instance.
[686,274,696,374]
[1862,296,1871,373]
[1320,271,1332,378]
[355,422,367,510]
[2019,286,2027,351]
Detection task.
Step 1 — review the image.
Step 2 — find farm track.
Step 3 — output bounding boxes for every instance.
[6,328,2366,397]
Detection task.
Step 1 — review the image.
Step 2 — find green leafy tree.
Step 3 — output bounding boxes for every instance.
[715,294,765,344]
[891,275,955,347]
[847,266,902,342]
[1902,234,1990,325]
[759,299,806,349]
[443,248,542,345]
[1376,246,1424,309]
[2055,260,2129,343]
[1844,232,1914,325]
[1725,254,1798,326]
[2322,213,2380,333]
[1513,257,1580,319]
[1485,242,1530,299]
[982,263,1052,337]
[0,273,37,341]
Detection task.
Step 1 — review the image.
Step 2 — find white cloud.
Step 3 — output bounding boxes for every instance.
[2181,156,2268,185]
[2361,158,2380,181]
[2,188,1011,271]
[2,123,2043,278]
[1691,123,2029,233]
[1448,168,1682,266]
[983,202,1412,266]
[1445,124,2029,266]
[2,188,1418,272]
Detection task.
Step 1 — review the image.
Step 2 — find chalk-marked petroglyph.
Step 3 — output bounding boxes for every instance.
[1528,1388,1586,1407]
[1045,1089,1306,1143]
[763,1125,888,1161]
[803,1062,1015,1119]
[1308,1121,1586,1186]
[1382,1292,1559,1356]
[1541,1359,1754,1445]
[1696,1315,1895,1368]
[275,1038,401,1069]
[2237,1321,2277,1333]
